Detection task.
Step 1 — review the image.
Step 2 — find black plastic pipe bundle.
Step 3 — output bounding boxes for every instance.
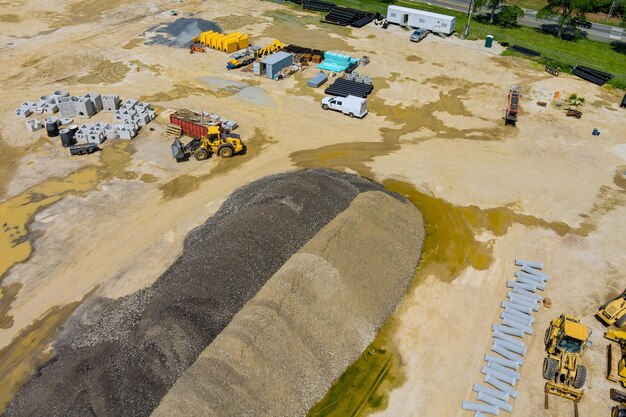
[572,65,613,86]
[324,78,373,98]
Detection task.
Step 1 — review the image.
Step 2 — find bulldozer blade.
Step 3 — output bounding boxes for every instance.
[608,343,622,382]
[545,381,584,402]
[611,388,626,403]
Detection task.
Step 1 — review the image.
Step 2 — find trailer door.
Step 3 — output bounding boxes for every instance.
[402,13,409,25]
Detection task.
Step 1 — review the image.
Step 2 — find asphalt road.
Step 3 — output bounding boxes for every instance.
[417,0,624,43]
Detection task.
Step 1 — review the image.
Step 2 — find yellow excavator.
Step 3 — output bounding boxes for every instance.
[542,314,592,402]
[598,290,626,328]
[171,125,244,162]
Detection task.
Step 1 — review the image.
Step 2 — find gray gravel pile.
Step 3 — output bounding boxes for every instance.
[145,18,222,47]
[152,191,425,417]
[3,169,403,417]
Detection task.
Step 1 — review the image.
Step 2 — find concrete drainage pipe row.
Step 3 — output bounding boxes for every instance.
[461,259,549,416]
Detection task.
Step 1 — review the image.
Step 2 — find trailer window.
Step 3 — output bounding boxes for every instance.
[442,23,447,27]
[419,18,425,23]
[390,13,396,17]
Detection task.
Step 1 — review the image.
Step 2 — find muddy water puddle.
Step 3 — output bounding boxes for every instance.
[0,143,135,311]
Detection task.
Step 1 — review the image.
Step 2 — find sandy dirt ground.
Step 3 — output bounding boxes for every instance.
[0,0,625,415]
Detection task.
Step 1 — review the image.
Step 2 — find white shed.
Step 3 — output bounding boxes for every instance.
[387,5,455,35]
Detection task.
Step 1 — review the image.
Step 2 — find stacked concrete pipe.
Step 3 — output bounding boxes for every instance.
[461,259,549,416]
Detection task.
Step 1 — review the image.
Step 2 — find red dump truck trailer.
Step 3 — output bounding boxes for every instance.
[169,109,215,138]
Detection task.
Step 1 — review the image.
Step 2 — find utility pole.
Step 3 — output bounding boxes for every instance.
[607,0,620,21]
[462,0,475,39]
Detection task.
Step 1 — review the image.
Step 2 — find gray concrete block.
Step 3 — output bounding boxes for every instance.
[102,94,121,112]
[83,93,103,112]
[74,98,96,119]
[15,107,32,117]
[25,119,43,131]
[57,96,77,118]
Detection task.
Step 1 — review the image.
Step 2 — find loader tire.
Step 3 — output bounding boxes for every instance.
[218,146,234,158]
[573,365,586,389]
[615,314,626,328]
[542,357,558,381]
[544,326,552,347]
[194,149,209,161]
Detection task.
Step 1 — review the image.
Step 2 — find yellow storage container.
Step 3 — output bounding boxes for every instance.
[237,34,249,49]
[199,31,214,46]
[224,38,239,53]
[209,33,223,50]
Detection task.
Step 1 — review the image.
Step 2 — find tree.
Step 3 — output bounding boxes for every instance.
[498,5,525,27]
[537,0,597,39]
[473,0,503,23]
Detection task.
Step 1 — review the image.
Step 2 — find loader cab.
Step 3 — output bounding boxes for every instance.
[558,320,591,353]
[206,126,222,142]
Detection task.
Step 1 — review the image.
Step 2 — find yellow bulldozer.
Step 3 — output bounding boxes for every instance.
[598,290,626,328]
[542,314,592,403]
[254,40,285,59]
[171,125,244,162]
[606,328,626,388]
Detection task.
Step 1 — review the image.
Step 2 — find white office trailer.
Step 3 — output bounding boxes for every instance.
[386,5,456,35]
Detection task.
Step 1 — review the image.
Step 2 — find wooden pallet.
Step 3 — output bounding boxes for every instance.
[166,124,182,139]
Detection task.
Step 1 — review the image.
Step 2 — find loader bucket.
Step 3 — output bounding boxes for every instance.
[171,138,185,159]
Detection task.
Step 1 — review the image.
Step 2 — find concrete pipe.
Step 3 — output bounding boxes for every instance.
[512,286,542,301]
[516,275,546,290]
[504,306,534,321]
[54,89,70,98]
[43,116,59,125]
[500,311,532,327]
[492,330,525,349]
[521,264,549,280]
[502,317,533,335]
[475,412,489,417]
[492,324,524,338]
[508,298,539,313]
[508,292,540,307]
[485,374,518,398]
[477,391,513,413]
[485,353,520,370]
[502,301,534,315]
[494,339,526,356]
[515,270,545,284]
[491,344,525,365]
[473,384,509,401]
[509,296,539,311]
[486,361,521,380]
[482,365,517,386]
[507,281,537,293]
[515,259,544,269]
[504,307,535,325]
[60,117,74,126]
[105,127,118,140]
[461,401,499,416]
[40,94,56,104]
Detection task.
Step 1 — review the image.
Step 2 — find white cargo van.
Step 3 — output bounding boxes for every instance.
[321,95,368,118]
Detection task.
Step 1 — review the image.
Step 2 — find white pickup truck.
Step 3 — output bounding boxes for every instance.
[321,95,368,118]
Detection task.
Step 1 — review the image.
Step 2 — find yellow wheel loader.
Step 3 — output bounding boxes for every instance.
[542,314,592,402]
[171,125,244,162]
[598,290,626,328]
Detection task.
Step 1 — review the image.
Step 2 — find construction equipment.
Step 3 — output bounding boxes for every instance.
[606,329,626,387]
[543,315,592,405]
[254,40,285,59]
[171,125,244,162]
[566,108,583,119]
[192,31,249,53]
[504,85,521,126]
[189,43,205,53]
[611,388,626,417]
[227,55,255,70]
[598,290,626,327]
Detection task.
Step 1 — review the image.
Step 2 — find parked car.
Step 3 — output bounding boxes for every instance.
[572,17,592,28]
[321,95,368,118]
[410,28,428,42]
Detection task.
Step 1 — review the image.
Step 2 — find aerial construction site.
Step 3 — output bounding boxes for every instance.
[0,0,625,416]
